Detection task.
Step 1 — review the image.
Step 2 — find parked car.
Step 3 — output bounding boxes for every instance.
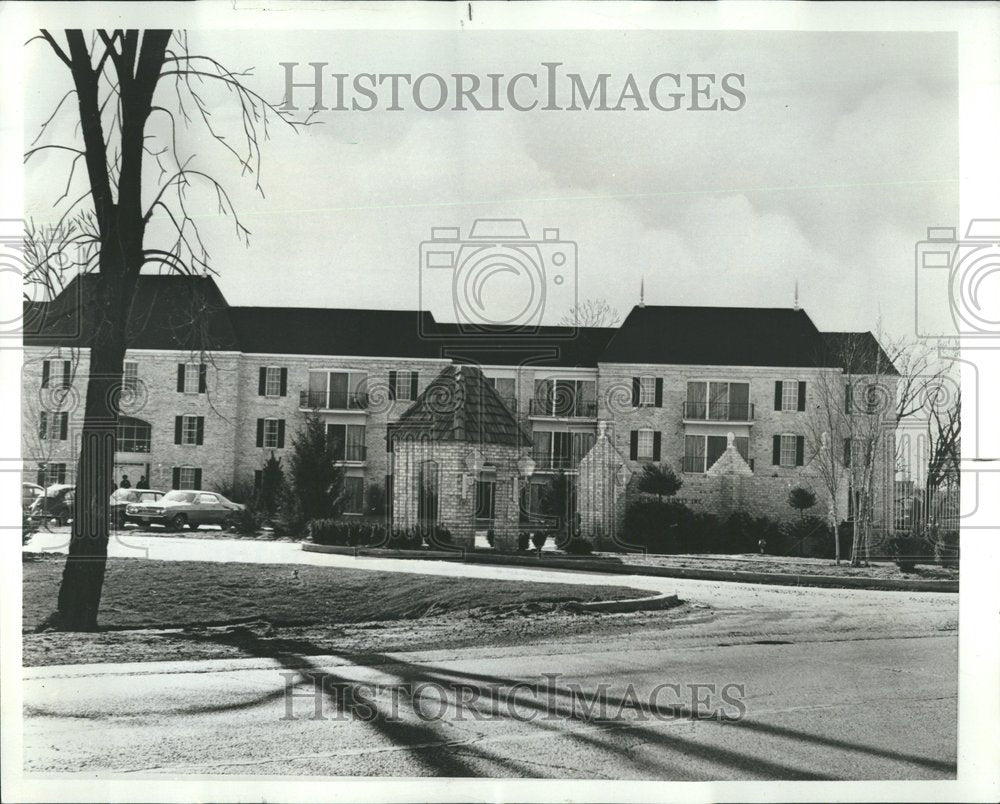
[27,484,76,526]
[110,488,165,527]
[22,482,44,512]
[126,489,245,531]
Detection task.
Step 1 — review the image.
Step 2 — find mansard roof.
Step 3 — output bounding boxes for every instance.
[24,275,895,374]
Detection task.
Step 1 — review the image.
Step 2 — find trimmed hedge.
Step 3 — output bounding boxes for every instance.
[623,499,844,558]
[307,520,453,550]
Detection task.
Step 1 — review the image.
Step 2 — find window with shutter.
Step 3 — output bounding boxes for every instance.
[780,380,799,411]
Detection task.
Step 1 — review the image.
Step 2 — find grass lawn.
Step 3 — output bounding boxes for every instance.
[22,554,646,632]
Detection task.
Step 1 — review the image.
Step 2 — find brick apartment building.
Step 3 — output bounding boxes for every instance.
[22,275,897,538]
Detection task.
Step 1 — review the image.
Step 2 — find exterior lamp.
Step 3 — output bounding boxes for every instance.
[464,448,485,476]
[616,462,631,487]
[517,452,536,480]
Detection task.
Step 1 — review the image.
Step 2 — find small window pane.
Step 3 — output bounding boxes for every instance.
[781,380,798,411]
[637,429,654,459]
[639,376,656,406]
[264,367,282,396]
[263,419,280,448]
[780,435,797,466]
[183,363,200,393]
[182,416,199,445]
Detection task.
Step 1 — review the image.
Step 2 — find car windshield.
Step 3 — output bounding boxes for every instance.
[162,491,196,503]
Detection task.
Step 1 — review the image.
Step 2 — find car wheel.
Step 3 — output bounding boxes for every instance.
[170,514,187,531]
[225,515,239,531]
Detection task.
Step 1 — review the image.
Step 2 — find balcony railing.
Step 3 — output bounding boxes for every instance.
[528,398,598,418]
[333,443,367,463]
[299,389,368,411]
[682,401,755,422]
[530,453,579,471]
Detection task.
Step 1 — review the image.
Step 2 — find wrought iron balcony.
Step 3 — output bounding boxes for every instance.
[682,401,755,422]
[528,398,598,418]
[333,443,367,463]
[530,453,579,471]
[299,389,369,411]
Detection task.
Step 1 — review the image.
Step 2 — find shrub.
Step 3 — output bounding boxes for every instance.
[230,505,263,535]
[486,529,495,548]
[422,525,453,550]
[531,531,548,551]
[782,516,834,558]
[788,486,817,518]
[933,530,959,568]
[517,531,531,551]
[562,538,594,555]
[623,499,694,553]
[636,463,683,501]
[257,452,285,517]
[889,534,926,572]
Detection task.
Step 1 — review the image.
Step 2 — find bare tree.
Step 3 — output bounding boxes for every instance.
[26,29,301,630]
[806,332,956,566]
[559,298,622,328]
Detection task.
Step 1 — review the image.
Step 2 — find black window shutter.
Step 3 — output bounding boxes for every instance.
[410,371,419,400]
[654,378,663,408]
[388,370,397,400]
[62,361,71,388]
[797,381,807,412]
[258,367,267,396]
[844,384,852,414]
[652,431,662,461]
[772,435,781,465]
[279,368,287,397]
[172,467,180,489]
[277,419,285,448]
[59,413,68,440]
[177,364,185,392]
[843,438,851,467]
[774,381,782,411]
[174,416,183,444]
[256,419,264,448]
[631,377,640,407]
[795,436,805,466]
[629,430,638,460]
[198,363,207,393]
[196,417,204,446]
[41,361,50,388]
[38,411,47,439]
[193,468,202,489]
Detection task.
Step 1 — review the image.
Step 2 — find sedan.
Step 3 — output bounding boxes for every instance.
[27,484,76,526]
[126,490,245,531]
[110,488,165,527]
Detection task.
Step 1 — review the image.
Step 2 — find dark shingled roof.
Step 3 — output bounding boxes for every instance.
[230,307,438,358]
[23,275,239,352]
[599,305,839,368]
[821,332,899,375]
[390,364,532,447]
[24,276,894,373]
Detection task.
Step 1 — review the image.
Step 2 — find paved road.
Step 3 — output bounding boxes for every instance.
[23,533,958,779]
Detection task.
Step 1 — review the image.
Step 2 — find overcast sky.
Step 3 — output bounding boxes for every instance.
[24,29,957,338]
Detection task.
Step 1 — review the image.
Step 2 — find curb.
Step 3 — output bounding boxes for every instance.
[565,591,681,613]
[300,543,958,593]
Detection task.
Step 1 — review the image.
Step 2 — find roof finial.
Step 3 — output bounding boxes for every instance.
[793,279,799,310]
[639,276,645,308]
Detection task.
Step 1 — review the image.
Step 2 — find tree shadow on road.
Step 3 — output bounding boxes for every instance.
[160,628,954,780]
